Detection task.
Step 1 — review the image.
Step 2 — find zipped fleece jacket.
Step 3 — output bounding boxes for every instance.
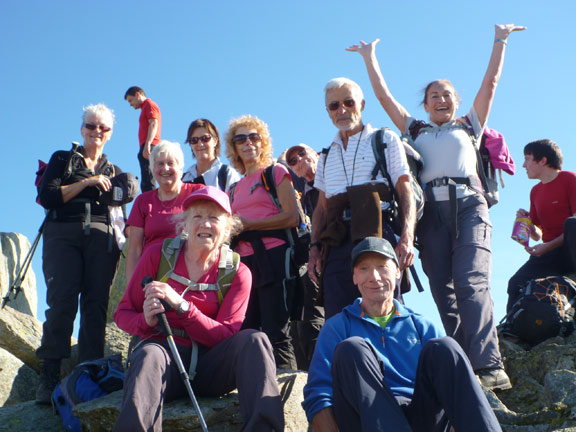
[302,298,444,421]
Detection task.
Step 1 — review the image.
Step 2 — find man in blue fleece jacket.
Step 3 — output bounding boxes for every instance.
[302,237,501,431]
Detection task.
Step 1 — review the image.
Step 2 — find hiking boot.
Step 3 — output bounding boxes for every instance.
[36,359,61,405]
[476,367,512,391]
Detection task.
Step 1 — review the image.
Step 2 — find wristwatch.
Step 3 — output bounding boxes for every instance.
[176,299,190,314]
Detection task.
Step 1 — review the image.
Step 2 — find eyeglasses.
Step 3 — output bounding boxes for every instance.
[189,134,212,145]
[233,133,262,145]
[84,123,112,133]
[327,99,356,112]
[287,149,307,167]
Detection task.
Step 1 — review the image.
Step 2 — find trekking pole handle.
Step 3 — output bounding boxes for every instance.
[141,276,172,338]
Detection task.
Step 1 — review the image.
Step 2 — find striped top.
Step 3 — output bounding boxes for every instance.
[314,123,410,198]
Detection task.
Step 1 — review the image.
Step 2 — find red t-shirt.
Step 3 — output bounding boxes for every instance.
[127,183,204,252]
[138,98,162,147]
[114,242,251,348]
[530,171,576,242]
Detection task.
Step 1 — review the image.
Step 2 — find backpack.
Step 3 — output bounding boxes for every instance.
[261,164,311,268]
[35,142,82,205]
[52,354,125,432]
[320,129,424,237]
[156,236,240,304]
[501,276,576,346]
[405,119,511,208]
[370,128,425,236]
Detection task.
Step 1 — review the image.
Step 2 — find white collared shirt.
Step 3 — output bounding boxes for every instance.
[314,123,410,198]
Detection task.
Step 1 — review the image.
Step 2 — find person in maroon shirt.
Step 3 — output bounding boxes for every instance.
[507,139,576,312]
[125,86,162,192]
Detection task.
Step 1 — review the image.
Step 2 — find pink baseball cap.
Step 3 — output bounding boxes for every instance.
[183,186,232,215]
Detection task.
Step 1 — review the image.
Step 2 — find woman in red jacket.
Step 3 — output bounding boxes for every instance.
[114,187,284,431]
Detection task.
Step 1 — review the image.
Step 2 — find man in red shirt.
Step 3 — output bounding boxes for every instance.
[124,86,162,192]
[507,139,576,312]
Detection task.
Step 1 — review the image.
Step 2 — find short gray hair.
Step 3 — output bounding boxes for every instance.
[82,103,115,129]
[324,77,364,102]
[150,140,185,171]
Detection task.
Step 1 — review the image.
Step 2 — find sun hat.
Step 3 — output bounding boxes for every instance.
[182,185,232,215]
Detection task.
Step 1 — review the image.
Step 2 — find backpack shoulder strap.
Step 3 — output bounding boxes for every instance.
[217,164,229,192]
[320,146,331,172]
[407,120,431,142]
[261,164,282,209]
[156,236,185,282]
[63,142,83,181]
[370,128,393,186]
[228,181,237,204]
[215,244,240,304]
[460,117,494,199]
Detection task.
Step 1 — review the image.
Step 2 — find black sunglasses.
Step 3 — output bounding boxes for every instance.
[233,132,262,145]
[288,149,307,166]
[189,134,212,145]
[327,99,356,112]
[84,123,111,133]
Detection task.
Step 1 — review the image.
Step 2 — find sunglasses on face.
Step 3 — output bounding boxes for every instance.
[287,149,307,167]
[189,134,212,145]
[233,132,262,145]
[84,123,111,133]
[327,99,356,112]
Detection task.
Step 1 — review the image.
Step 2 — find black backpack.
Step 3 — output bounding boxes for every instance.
[320,129,425,237]
[371,128,425,236]
[35,142,82,205]
[261,164,311,268]
[501,276,576,346]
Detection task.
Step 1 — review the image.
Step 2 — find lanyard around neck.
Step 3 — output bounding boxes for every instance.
[339,127,364,186]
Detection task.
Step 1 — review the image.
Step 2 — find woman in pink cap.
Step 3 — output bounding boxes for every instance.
[114,186,284,431]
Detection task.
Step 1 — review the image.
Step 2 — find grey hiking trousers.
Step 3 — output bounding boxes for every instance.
[417,194,503,371]
[114,329,284,432]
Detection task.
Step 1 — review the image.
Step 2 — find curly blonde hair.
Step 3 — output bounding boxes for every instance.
[224,114,273,175]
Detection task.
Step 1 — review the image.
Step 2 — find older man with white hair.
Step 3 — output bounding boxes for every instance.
[308,77,416,318]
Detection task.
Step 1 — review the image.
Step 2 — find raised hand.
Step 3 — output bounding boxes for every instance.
[495,24,527,40]
[346,39,380,57]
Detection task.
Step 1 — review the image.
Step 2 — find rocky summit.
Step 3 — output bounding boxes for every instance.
[3,231,576,431]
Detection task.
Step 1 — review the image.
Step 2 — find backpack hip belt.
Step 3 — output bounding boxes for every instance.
[424,175,483,238]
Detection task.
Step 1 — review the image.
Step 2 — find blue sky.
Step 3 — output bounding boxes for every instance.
[1,1,575,333]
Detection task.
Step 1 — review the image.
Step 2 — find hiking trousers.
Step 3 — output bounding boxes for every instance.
[37,220,120,362]
[137,144,156,192]
[331,336,501,432]
[417,194,503,371]
[507,217,576,312]
[114,329,284,432]
[241,244,297,370]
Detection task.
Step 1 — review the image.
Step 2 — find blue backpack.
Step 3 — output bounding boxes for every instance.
[52,354,125,432]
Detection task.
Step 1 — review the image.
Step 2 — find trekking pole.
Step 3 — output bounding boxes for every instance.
[141,277,209,432]
[2,218,46,309]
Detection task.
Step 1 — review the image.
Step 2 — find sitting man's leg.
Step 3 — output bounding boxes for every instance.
[331,336,411,432]
[507,248,564,314]
[407,337,501,432]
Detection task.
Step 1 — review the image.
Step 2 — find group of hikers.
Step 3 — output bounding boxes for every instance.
[31,23,576,431]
